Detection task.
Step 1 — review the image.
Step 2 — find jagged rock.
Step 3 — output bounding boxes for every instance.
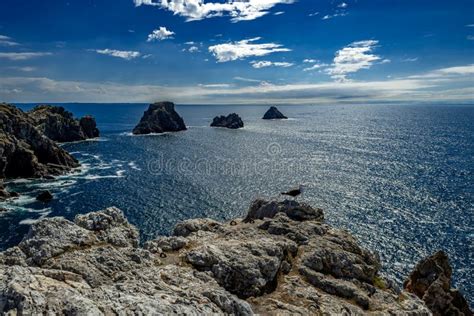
[144,236,188,253]
[79,115,100,138]
[210,113,244,129]
[28,105,99,142]
[262,106,288,120]
[245,199,324,222]
[36,190,53,202]
[0,180,18,201]
[132,102,187,135]
[0,103,79,179]
[0,207,7,213]
[0,199,459,314]
[404,250,472,315]
[173,218,222,237]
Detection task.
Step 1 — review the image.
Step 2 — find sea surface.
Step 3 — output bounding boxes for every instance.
[1,103,473,302]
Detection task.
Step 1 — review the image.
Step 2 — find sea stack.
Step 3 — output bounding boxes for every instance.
[79,115,100,139]
[262,106,287,120]
[28,105,100,142]
[210,113,244,129]
[132,101,187,135]
[0,103,79,179]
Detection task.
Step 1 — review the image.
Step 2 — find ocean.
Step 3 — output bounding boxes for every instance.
[1,103,473,301]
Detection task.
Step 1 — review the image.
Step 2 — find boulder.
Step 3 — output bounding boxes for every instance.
[210,113,244,129]
[0,103,79,179]
[36,190,53,202]
[132,102,187,135]
[79,115,100,138]
[262,106,287,120]
[28,105,99,142]
[404,251,472,315]
[245,199,324,222]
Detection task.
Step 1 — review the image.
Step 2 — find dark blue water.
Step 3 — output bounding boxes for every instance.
[1,103,473,302]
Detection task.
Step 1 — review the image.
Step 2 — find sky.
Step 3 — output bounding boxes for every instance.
[0,0,473,104]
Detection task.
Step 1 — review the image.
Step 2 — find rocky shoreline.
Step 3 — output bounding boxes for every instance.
[0,199,471,314]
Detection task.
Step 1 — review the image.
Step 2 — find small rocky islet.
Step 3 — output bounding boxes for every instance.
[0,102,472,314]
[210,113,244,129]
[262,106,288,120]
[132,101,187,135]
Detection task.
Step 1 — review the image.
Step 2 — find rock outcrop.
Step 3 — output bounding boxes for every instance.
[36,190,53,202]
[28,105,99,142]
[0,180,18,201]
[262,106,288,120]
[404,250,472,315]
[79,115,100,139]
[132,102,187,135]
[1,199,464,314]
[0,103,79,179]
[210,113,244,129]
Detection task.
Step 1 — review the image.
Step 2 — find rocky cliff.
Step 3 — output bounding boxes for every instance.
[0,103,79,180]
[28,105,99,142]
[133,102,187,135]
[1,198,469,315]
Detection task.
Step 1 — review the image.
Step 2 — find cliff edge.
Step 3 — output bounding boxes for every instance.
[1,198,469,314]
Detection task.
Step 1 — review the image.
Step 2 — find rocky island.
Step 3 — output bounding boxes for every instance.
[133,101,187,135]
[29,105,99,142]
[210,113,244,129]
[0,198,470,314]
[0,103,79,181]
[262,106,288,120]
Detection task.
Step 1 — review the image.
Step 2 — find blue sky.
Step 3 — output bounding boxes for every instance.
[0,0,473,104]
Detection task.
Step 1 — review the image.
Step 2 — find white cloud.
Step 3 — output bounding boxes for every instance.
[380,58,391,64]
[402,57,418,62]
[208,37,290,62]
[0,52,52,60]
[308,12,319,17]
[274,11,285,15]
[133,0,295,22]
[303,59,317,63]
[95,49,141,60]
[198,83,232,88]
[147,27,175,41]
[338,2,348,8]
[0,35,19,46]
[326,40,381,81]
[466,24,474,27]
[322,12,348,20]
[303,63,327,72]
[184,41,195,45]
[233,76,262,83]
[436,64,474,75]
[8,66,37,72]
[250,60,293,68]
[188,46,200,53]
